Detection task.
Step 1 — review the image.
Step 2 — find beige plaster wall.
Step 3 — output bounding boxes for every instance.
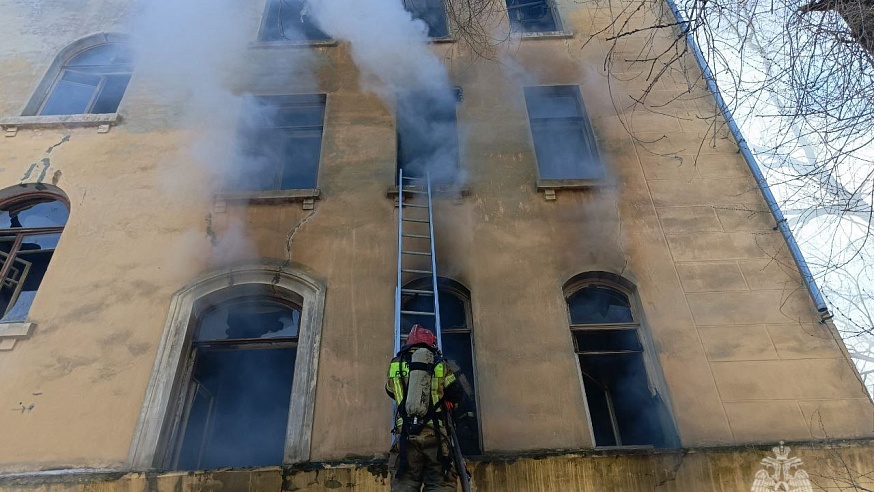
[0,0,870,475]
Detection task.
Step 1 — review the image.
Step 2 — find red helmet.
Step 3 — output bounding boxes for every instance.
[407,324,437,347]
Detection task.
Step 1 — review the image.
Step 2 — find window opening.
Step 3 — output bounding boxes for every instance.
[39,43,133,116]
[169,296,301,470]
[403,0,449,38]
[524,86,602,180]
[259,0,331,42]
[506,0,559,33]
[401,278,480,455]
[567,282,678,448]
[234,94,326,191]
[396,88,460,184]
[0,197,68,323]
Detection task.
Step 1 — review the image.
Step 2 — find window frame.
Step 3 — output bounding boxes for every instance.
[22,33,132,117]
[505,0,565,35]
[256,0,334,45]
[563,273,678,449]
[128,264,326,469]
[402,0,452,39]
[399,277,483,455]
[164,295,303,470]
[395,87,463,185]
[230,94,327,195]
[0,191,69,325]
[523,85,604,190]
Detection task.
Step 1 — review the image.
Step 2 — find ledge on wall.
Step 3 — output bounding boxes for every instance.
[0,113,120,136]
[214,189,321,210]
[521,30,574,40]
[385,184,470,202]
[0,322,35,351]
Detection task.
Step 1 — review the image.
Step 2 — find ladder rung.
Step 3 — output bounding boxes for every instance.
[402,250,431,256]
[401,310,436,316]
[402,268,432,274]
[401,289,434,295]
[402,203,429,209]
[401,176,425,181]
[402,233,431,239]
[403,218,430,223]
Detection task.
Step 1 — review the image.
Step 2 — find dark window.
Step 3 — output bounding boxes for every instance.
[259,0,331,42]
[396,89,460,184]
[39,43,133,116]
[401,278,481,455]
[0,197,68,323]
[567,283,678,448]
[170,297,301,470]
[506,0,559,33]
[403,0,449,38]
[524,85,602,180]
[235,95,326,191]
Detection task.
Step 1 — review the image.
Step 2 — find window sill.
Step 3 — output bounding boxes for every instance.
[215,189,321,207]
[520,30,574,40]
[429,36,457,44]
[250,40,339,49]
[0,321,35,351]
[386,184,470,201]
[1,113,120,135]
[536,178,605,191]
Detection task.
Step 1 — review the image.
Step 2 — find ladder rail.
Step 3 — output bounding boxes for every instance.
[427,172,443,352]
[394,170,404,355]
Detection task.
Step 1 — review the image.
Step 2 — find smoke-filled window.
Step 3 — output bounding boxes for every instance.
[0,196,68,323]
[234,94,326,191]
[524,85,603,181]
[403,0,449,38]
[259,0,331,42]
[565,276,679,449]
[396,88,460,184]
[506,0,561,33]
[37,43,133,116]
[400,277,481,455]
[169,296,301,470]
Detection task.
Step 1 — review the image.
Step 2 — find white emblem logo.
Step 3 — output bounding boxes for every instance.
[750,442,813,492]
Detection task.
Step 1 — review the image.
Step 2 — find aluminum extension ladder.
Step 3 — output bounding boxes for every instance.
[393,170,442,354]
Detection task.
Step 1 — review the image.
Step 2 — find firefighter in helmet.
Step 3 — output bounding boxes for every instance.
[386,324,463,491]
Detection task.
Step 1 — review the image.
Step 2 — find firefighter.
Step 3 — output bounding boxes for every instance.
[386,324,464,492]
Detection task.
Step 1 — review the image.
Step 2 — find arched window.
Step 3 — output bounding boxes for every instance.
[565,273,678,449]
[401,277,481,455]
[0,195,68,323]
[34,39,133,116]
[169,295,302,470]
[128,265,326,470]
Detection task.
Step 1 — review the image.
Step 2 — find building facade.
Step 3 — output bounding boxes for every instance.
[0,0,873,490]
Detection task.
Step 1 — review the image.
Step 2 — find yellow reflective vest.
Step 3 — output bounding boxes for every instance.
[386,350,458,429]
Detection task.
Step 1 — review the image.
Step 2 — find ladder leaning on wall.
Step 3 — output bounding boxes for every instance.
[393,169,442,354]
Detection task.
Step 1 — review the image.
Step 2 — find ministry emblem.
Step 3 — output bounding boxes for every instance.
[750,442,813,492]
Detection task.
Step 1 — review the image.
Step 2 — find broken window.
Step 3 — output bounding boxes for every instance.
[401,278,481,455]
[234,94,326,191]
[506,0,560,33]
[0,197,68,323]
[566,280,678,448]
[38,43,133,116]
[524,86,602,181]
[403,0,450,38]
[259,0,331,42]
[169,296,301,470]
[396,88,460,184]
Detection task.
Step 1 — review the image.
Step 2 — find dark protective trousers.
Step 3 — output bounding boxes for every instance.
[391,426,458,492]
